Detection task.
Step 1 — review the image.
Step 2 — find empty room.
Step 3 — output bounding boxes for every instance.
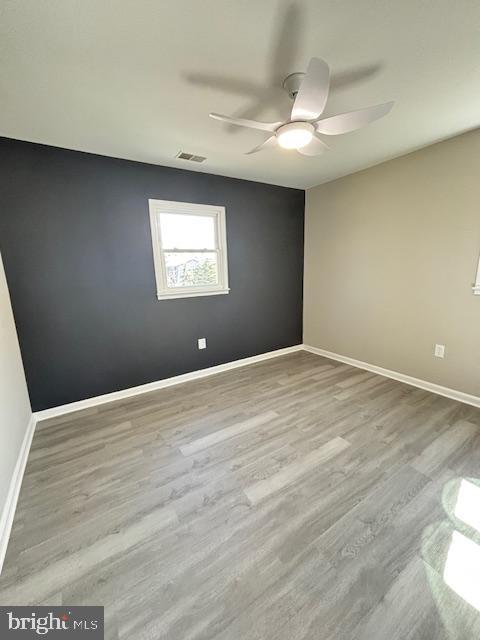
[1,1,480,638]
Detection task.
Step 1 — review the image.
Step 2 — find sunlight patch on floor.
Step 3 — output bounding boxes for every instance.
[454,479,480,534]
[443,530,480,612]
[422,476,480,637]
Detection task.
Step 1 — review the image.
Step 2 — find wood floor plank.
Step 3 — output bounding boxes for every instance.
[179,410,278,456]
[411,419,478,478]
[244,436,350,505]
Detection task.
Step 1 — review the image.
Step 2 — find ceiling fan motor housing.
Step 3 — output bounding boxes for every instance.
[282,72,305,99]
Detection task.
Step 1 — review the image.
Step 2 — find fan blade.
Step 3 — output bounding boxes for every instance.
[315,101,394,135]
[291,57,330,121]
[209,113,282,132]
[297,135,329,157]
[245,136,277,155]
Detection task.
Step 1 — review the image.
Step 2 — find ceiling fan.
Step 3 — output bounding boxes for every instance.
[209,57,394,156]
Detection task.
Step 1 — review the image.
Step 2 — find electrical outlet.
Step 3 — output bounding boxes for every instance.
[198,338,207,350]
[434,344,445,358]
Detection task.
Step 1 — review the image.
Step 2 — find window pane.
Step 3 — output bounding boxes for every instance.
[159,213,216,250]
[164,252,218,288]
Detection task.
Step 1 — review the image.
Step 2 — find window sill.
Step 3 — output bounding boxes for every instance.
[156,288,230,301]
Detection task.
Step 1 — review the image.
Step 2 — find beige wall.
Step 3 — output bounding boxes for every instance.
[0,252,31,566]
[304,129,480,397]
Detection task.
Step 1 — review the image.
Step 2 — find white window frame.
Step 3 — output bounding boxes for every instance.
[473,253,480,295]
[148,199,229,300]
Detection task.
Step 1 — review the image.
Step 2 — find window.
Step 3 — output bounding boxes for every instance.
[148,199,229,300]
[474,254,480,295]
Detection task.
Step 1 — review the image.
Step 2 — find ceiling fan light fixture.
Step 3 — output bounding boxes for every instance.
[276,122,314,149]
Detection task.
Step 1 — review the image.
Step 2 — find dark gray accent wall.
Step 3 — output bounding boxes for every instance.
[0,137,304,411]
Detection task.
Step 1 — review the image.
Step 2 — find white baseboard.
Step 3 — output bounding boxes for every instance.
[34,341,480,423]
[0,414,37,575]
[303,344,480,408]
[34,344,304,422]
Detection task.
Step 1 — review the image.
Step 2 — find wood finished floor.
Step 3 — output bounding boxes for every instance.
[1,351,480,639]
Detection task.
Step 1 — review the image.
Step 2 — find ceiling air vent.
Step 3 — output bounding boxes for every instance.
[176,152,206,163]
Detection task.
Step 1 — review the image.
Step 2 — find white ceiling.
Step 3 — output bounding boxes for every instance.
[1,0,480,189]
